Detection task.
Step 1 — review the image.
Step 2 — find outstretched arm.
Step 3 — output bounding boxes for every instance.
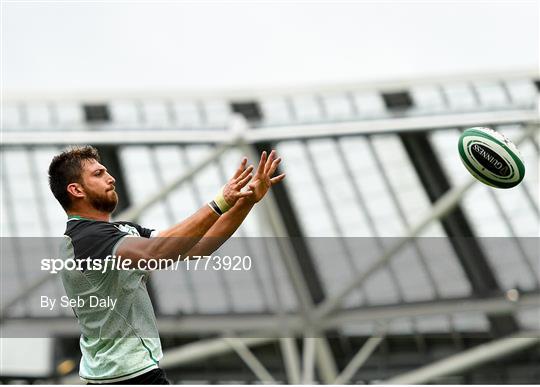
[115,158,255,265]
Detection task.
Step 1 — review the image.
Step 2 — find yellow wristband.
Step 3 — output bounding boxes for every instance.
[214,187,232,214]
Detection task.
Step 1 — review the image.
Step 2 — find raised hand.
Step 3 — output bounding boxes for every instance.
[221,158,255,207]
[246,150,286,203]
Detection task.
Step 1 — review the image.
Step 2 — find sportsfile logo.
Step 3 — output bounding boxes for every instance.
[471,143,510,177]
[40,255,253,273]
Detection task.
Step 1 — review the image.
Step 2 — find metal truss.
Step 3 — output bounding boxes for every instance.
[383,330,540,384]
[333,323,387,384]
[3,121,539,383]
[2,72,539,382]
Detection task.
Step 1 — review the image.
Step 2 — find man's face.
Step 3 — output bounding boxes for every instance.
[79,159,118,213]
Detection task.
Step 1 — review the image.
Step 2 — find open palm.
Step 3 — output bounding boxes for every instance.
[247,150,286,203]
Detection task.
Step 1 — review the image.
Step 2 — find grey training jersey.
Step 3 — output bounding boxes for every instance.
[60,217,163,383]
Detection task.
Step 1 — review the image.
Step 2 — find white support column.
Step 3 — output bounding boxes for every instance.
[315,337,339,383]
[280,338,302,384]
[302,337,317,384]
[382,331,540,384]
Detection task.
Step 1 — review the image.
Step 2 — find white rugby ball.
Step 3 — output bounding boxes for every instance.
[458,127,525,189]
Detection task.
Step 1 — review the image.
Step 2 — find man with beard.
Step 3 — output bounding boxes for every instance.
[48,146,285,384]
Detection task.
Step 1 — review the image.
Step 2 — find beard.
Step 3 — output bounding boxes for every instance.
[86,187,118,213]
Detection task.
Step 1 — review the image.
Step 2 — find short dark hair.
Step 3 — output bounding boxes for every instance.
[48,146,101,211]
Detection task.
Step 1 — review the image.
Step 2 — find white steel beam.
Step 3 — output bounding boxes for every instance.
[224,338,276,383]
[314,337,339,383]
[1,110,536,146]
[323,292,539,328]
[382,331,540,384]
[245,110,537,143]
[280,338,302,384]
[334,336,385,384]
[301,337,316,384]
[159,337,274,368]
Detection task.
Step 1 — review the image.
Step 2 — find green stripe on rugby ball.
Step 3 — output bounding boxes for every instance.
[458,127,525,189]
[458,141,517,188]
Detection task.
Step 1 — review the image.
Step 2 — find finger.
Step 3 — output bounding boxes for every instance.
[234,165,254,183]
[237,172,253,188]
[256,151,267,175]
[232,157,248,179]
[264,150,276,174]
[267,157,281,176]
[270,173,286,184]
[237,190,254,198]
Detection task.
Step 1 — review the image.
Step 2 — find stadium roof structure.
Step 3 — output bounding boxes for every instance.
[1,70,539,384]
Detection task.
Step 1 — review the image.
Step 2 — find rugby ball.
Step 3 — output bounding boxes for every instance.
[458,127,525,189]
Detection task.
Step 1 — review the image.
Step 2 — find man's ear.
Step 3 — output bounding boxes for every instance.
[66,183,85,199]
